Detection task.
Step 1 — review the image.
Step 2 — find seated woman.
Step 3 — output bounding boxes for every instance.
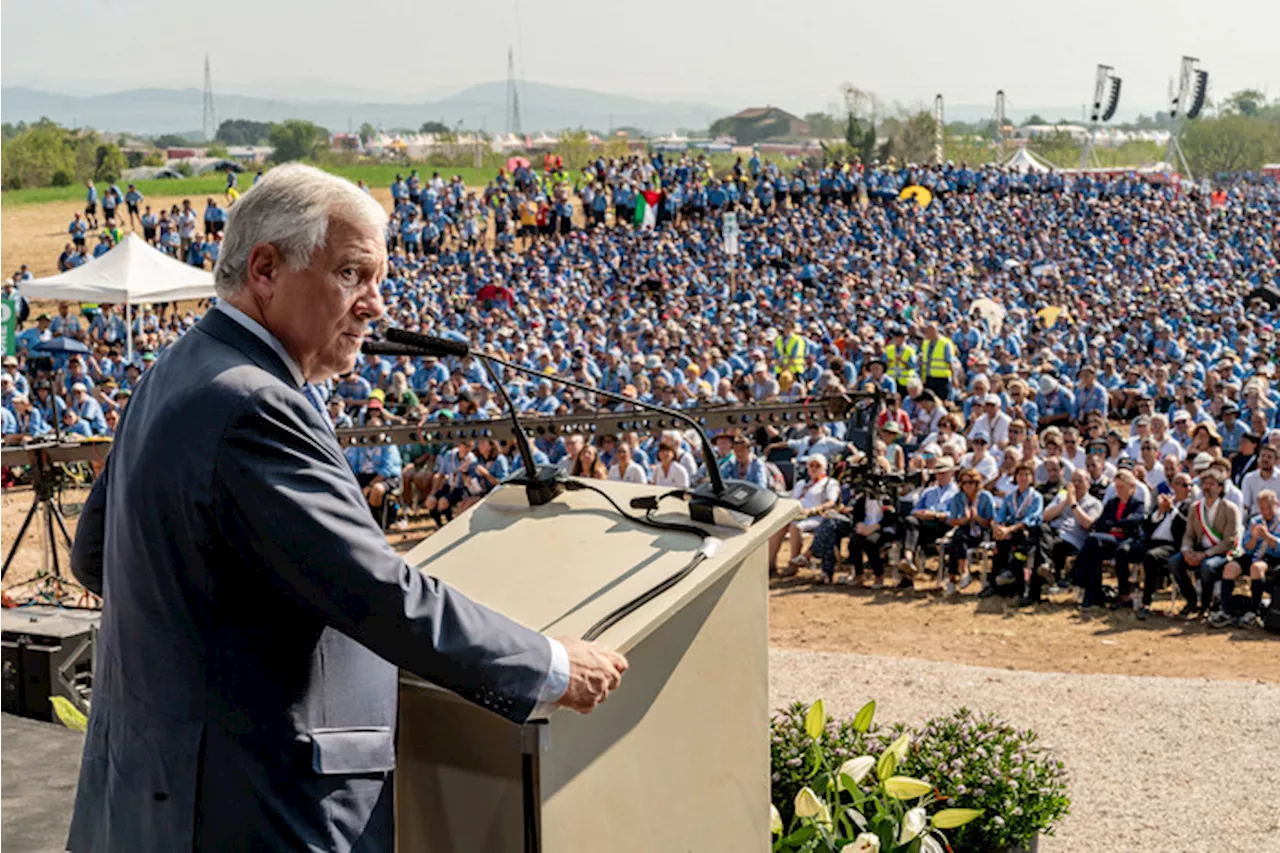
[982,462,1043,603]
[651,440,691,489]
[943,467,996,595]
[770,454,840,576]
[570,444,608,480]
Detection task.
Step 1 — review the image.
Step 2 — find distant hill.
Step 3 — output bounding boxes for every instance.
[1,82,730,137]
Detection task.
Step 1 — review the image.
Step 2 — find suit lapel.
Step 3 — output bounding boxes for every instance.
[194,308,299,389]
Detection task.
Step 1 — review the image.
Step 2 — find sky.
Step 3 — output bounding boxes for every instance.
[3,0,1277,116]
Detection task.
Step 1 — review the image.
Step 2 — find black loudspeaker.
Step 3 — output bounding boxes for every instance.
[0,607,96,722]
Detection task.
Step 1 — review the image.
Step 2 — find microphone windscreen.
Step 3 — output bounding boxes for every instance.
[385,328,470,358]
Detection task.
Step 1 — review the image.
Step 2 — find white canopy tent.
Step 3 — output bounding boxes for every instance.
[19,234,216,360]
[1002,147,1056,173]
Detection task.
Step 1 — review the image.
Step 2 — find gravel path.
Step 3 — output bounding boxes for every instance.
[769,648,1279,853]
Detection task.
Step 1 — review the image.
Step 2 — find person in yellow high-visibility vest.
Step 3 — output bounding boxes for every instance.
[919,322,957,402]
[772,323,806,376]
[884,326,918,396]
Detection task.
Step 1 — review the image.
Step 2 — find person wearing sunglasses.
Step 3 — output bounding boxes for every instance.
[943,467,996,595]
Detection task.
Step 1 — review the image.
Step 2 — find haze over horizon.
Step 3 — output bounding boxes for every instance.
[4,0,1277,119]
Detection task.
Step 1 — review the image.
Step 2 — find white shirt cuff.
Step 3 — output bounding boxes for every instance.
[527,636,570,720]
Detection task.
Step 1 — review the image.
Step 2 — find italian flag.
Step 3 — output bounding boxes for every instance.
[634,189,662,229]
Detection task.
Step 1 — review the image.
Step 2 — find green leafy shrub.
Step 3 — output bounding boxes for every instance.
[902,709,1070,852]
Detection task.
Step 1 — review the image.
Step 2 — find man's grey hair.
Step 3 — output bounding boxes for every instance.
[213,163,388,298]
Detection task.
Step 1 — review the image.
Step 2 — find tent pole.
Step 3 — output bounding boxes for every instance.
[127,303,133,363]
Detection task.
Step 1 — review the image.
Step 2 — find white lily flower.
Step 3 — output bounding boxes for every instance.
[793,786,832,828]
[769,803,782,836]
[921,833,946,853]
[899,807,927,844]
[838,755,876,789]
[848,832,881,852]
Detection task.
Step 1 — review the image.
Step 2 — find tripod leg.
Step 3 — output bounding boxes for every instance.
[46,503,65,599]
[50,502,75,551]
[2,496,43,580]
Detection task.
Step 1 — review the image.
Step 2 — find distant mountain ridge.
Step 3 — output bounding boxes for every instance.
[1,81,731,136]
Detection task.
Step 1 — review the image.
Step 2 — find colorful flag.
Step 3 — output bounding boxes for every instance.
[634,189,661,229]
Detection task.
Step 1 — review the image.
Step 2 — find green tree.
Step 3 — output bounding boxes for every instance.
[93,143,126,183]
[419,120,450,134]
[153,133,191,148]
[556,128,593,170]
[268,119,330,162]
[1,118,72,189]
[206,142,230,158]
[803,112,842,139]
[896,110,939,163]
[1021,114,1047,126]
[1220,89,1268,118]
[215,119,273,146]
[1181,113,1280,175]
[359,122,377,144]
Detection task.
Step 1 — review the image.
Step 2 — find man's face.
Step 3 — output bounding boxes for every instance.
[1260,495,1277,521]
[1201,476,1221,501]
[253,215,386,382]
[1261,448,1276,474]
[733,443,751,463]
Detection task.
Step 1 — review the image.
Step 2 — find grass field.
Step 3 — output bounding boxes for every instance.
[0,164,505,207]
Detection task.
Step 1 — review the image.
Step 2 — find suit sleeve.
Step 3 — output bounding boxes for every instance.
[214,386,552,723]
[70,452,108,596]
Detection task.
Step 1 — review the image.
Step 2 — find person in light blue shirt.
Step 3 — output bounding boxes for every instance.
[1218,404,1248,456]
[1073,365,1108,420]
[60,407,94,437]
[69,384,109,435]
[124,185,144,229]
[10,395,52,438]
[902,461,960,566]
[0,406,16,438]
[984,463,1044,602]
[343,407,403,524]
[719,435,769,489]
[944,470,996,592]
[84,180,100,228]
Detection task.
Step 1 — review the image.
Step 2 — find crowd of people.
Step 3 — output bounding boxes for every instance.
[5,151,1279,627]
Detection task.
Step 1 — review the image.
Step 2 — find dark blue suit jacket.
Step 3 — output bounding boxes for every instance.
[68,309,551,851]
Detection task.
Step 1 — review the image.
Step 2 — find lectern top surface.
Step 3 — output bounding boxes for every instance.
[401,479,796,652]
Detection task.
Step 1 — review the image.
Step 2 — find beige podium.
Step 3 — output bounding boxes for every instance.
[395,478,796,852]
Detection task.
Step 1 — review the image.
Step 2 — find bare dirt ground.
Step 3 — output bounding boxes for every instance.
[4,486,1274,682]
[1,188,399,279]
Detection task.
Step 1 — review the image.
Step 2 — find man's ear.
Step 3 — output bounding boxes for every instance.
[245,243,283,302]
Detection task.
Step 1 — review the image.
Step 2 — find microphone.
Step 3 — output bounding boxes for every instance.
[381,328,777,526]
[361,338,564,506]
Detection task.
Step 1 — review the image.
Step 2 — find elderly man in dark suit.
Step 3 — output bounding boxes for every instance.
[1072,469,1148,612]
[67,164,627,852]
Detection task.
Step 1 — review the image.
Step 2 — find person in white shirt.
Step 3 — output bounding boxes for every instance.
[960,431,1000,485]
[1240,446,1280,517]
[1150,413,1185,461]
[651,440,691,489]
[771,454,840,574]
[1061,427,1087,471]
[969,395,1011,447]
[1125,416,1154,460]
[607,443,648,485]
[557,433,586,476]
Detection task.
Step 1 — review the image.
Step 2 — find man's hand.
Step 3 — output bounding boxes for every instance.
[554,637,628,714]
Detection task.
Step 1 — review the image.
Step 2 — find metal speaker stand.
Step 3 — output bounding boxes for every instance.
[1,444,98,609]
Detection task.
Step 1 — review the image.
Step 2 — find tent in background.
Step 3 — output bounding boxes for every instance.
[19,234,216,360]
[1002,147,1056,173]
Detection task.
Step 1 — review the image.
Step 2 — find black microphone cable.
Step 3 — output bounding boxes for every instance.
[561,480,720,642]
